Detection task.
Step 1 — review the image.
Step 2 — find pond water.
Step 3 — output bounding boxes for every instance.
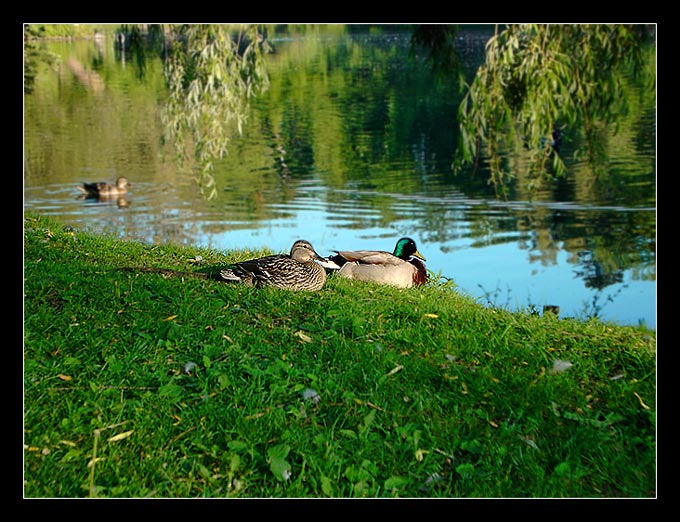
[23,26,656,328]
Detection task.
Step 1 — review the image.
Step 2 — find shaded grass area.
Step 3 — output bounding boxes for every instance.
[23,214,656,498]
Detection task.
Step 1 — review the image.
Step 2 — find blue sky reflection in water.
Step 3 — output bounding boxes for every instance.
[23,26,656,328]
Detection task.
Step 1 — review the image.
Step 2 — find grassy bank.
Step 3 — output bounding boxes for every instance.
[23,214,656,498]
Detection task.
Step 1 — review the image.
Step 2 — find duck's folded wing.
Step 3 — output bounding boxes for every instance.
[334,250,402,266]
[235,258,276,280]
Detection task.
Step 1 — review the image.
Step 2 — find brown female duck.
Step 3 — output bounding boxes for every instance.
[77,177,131,198]
[219,239,328,291]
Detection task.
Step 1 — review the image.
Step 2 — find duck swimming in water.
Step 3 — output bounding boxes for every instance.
[77,177,131,199]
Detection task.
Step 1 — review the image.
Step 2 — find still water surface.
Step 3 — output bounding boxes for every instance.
[23,26,656,328]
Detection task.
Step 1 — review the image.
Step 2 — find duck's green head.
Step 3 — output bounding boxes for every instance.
[393,237,426,261]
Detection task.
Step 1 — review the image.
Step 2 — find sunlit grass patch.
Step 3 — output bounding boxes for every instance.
[23,214,656,498]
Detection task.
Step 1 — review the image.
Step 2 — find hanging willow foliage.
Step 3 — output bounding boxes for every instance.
[453,24,655,197]
[160,24,270,199]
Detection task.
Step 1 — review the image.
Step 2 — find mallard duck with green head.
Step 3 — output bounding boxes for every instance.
[324,237,428,288]
[219,239,328,291]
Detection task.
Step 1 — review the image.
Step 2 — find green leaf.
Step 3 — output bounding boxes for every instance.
[197,463,213,481]
[59,448,83,463]
[321,475,333,496]
[217,373,231,389]
[158,383,184,402]
[359,409,376,433]
[156,321,183,340]
[267,443,291,462]
[460,439,484,455]
[554,461,571,477]
[269,456,292,482]
[455,463,476,479]
[384,475,410,490]
[227,440,249,453]
[267,444,292,482]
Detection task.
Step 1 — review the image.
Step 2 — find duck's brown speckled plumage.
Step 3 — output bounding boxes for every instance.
[78,177,131,198]
[219,240,327,291]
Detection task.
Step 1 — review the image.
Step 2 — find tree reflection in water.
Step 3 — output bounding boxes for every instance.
[22,25,656,326]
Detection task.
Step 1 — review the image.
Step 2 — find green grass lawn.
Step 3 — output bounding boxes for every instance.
[23,214,656,498]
